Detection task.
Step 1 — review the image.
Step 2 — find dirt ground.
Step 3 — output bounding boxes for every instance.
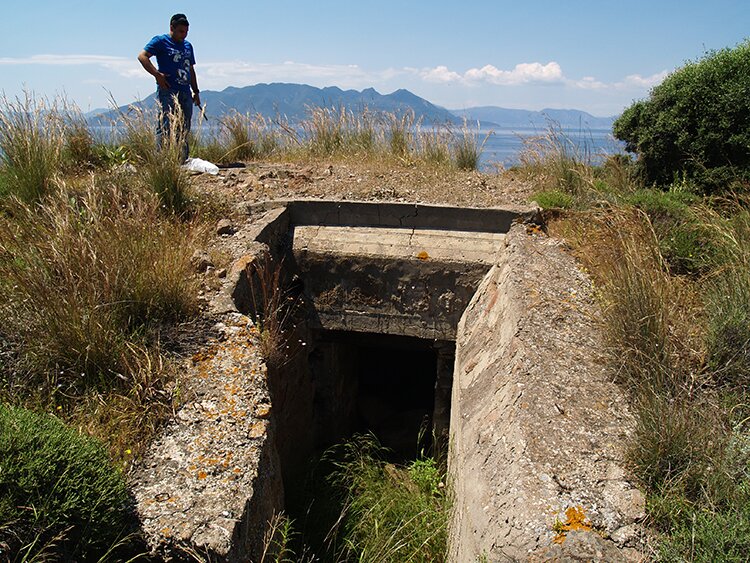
[188,158,537,213]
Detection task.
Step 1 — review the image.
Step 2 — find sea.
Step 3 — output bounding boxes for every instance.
[476,126,625,171]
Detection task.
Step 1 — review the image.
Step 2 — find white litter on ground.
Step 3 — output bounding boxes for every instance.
[183,157,219,175]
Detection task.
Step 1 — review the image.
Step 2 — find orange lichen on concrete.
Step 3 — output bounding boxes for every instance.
[553,505,592,544]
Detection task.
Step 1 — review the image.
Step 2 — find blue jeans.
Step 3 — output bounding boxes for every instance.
[157,89,193,162]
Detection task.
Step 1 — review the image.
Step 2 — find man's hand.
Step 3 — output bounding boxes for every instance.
[193,91,201,107]
[156,72,170,91]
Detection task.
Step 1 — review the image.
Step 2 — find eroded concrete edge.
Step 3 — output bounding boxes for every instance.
[130,207,291,561]
[449,225,645,562]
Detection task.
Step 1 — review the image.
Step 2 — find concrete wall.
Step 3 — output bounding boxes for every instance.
[449,225,645,561]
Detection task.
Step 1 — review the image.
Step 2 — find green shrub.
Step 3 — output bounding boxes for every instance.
[0,404,133,559]
[533,189,575,209]
[613,41,750,192]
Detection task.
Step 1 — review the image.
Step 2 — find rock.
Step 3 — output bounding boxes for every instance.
[610,523,642,548]
[230,254,257,280]
[530,531,624,562]
[191,250,213,273]
[216,219,233,236]
[216,268,227,279]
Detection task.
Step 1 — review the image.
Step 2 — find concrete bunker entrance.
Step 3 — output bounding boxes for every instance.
[307,330,455,462]
[236,200,527,552]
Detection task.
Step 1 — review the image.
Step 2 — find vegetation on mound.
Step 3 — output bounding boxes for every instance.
[614,40,750,193]
[527,113,750,558]
[0,404,135,560]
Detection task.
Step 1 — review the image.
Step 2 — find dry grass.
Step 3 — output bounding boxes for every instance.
[220,111,281,162]
[246,252,301,367]
[117,102,191,213]
[0,92,66,202]
[0,179,199,396]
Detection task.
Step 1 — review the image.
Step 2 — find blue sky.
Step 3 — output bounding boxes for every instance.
[1,1,748,116]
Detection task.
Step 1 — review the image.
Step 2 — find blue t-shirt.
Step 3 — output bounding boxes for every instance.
[144,34,196,92]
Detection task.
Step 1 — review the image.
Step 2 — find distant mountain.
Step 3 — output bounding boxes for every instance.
[97,83,460,125]
[451,106,617,130]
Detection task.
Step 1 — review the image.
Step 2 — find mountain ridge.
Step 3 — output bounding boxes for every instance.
[92,83,617,130]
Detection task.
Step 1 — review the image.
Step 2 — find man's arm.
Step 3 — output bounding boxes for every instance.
[137,50,170,90]
[190,64,201,106]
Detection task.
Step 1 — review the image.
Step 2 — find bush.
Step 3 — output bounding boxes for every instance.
[0,404,133,559]
[613,41,750,192]
[533,189,576,209]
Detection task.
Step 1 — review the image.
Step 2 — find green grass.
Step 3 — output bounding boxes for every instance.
[0,404,135,560]
[284,434,450,562]
[533,189,576,209]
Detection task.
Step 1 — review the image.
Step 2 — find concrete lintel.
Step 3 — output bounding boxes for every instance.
[250,199,538,233]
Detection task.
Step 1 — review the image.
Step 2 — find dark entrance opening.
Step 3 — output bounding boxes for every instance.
[302,329,455,462]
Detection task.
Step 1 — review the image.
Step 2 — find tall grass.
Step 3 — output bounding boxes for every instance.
[221,111,281,162]
[0,93,66,202]
[388,110,415,160]
[285,434,449,562]
[0,177,201,389]
[702,206,750,391]
[451,118,488,171]
[118,103,191,213]
[302,106,382,157]
[520,121,596,199]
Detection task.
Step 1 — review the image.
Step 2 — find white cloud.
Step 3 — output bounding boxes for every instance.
[421,65,463,83]
[0,54,144,79]
[573,76,608,90]
[619,70,669,89]
[419,62,565,85]
[465,62,564,85]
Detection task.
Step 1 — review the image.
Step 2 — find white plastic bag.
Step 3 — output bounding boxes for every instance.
[182,157,219,175]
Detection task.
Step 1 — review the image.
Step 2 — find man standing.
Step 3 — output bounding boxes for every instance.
[137,13,200,162]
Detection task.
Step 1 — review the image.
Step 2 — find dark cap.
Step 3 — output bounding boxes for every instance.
[170,13,189,26]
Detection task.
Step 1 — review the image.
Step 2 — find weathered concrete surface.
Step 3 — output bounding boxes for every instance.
[247,198,538,233]
[130,313,283,561]
[293,226,496,340]
[294,226,504,264]
[449,225,645,562]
